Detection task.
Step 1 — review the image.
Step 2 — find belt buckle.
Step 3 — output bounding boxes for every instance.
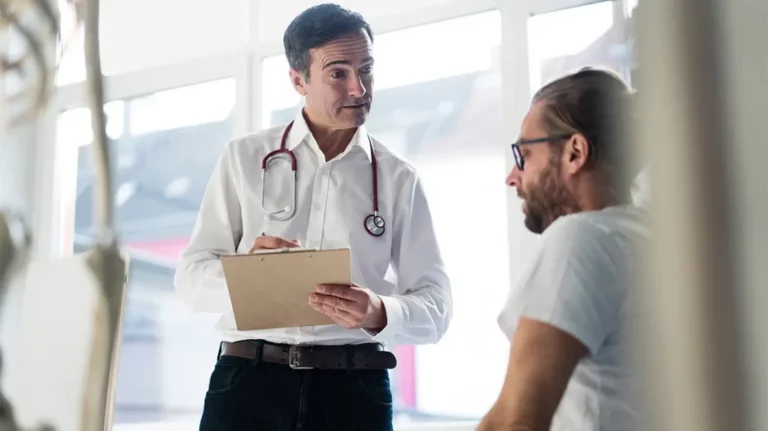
[288,345,313,370]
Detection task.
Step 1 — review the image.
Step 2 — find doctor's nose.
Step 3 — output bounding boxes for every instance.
[348,74,367,98]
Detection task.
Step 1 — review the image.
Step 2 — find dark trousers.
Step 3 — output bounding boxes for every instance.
[199,353,394,430]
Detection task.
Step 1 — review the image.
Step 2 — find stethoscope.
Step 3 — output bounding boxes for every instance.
[260,120,386,237]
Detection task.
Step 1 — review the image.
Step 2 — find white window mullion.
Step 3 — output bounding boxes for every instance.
[54,52,244,109]
[232,54,252,136]
[500,0,538,273]
[32,106,72,259]
[526,0,609,16]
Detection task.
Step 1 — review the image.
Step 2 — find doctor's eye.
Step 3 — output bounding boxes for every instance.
[330,70,347,80]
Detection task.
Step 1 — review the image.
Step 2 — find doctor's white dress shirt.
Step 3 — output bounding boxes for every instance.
[174,111,452,347]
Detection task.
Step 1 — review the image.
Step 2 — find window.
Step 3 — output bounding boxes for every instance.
[257,0,458,42]
[527,1,629,92]
[56,0,249,85]
[261,11,508,423]
[56,79,236,425]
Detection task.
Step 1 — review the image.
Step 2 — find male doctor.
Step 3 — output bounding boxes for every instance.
[174,4,451,431]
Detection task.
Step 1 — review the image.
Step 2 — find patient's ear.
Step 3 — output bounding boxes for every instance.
[563,133,590,174]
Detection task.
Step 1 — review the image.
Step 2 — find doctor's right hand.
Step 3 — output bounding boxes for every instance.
[248,236,302,254]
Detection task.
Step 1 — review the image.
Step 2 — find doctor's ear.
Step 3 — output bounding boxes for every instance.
[289,69,309,96]
[563,133,591,174]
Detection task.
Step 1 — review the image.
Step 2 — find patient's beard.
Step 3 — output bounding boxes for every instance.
[521,162,580,234]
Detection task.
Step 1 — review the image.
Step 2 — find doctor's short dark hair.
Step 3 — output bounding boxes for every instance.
[533,67,638,200]
[283,3,374,80]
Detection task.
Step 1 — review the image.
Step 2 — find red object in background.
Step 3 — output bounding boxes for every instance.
[127,237,191,261]
[394,345,417,407]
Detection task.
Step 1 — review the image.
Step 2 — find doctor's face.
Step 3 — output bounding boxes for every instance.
[506,102,578,234]
[291,29,374,131]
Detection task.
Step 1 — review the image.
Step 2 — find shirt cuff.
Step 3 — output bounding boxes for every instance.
[362,295,406,343]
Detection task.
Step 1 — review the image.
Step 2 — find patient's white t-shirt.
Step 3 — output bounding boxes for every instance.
[498,205,649,431]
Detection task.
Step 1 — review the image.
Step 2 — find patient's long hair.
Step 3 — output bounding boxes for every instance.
[533,68,638,203]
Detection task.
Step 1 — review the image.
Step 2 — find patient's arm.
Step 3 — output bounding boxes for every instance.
[476,317,588,431]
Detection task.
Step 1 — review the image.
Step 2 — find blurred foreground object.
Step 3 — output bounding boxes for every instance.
[0,0,58,126]
[0,213,51,431]
[1,2,59,429]
[1,0,129,430]
[636,0,767,430]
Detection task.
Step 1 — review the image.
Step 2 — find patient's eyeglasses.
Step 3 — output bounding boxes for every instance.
[510,134,573,171]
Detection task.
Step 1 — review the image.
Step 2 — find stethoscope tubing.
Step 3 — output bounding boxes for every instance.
[261,120,385,236]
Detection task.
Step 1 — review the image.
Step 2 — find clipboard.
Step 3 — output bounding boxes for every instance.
[221,247,351,331]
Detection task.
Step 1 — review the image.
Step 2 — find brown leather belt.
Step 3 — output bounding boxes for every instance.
[219,340,397,370]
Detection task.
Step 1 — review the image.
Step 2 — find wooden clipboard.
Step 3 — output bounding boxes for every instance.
[221,247,351,331]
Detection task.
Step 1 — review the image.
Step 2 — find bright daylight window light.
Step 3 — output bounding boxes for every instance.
[374,11,500,90]
[56,101,125,148]
[55,0,249,86]
[128,79,236,136]
[527,1,614,92]
[261,10,501,125]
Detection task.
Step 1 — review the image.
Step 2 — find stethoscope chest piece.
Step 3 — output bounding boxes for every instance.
[364,212,386,237]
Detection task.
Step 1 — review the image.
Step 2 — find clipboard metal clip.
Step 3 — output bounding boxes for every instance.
[248,247,320,256]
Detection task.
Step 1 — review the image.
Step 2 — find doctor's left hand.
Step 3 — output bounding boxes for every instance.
[309,284,387,331]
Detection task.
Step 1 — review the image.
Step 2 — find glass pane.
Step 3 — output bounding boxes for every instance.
[527,1,634,92]
[129,80,236,136]
[261,11,508,423]
[258,0,457,42]
[57,79,236,426]
[57,0,249,85]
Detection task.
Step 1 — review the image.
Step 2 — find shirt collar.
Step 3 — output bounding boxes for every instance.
[284,109,372,162]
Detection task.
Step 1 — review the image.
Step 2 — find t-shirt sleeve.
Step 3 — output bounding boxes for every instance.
[498,217,625,355]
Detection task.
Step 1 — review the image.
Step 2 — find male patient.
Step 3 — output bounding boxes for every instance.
[478,69,647,431]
